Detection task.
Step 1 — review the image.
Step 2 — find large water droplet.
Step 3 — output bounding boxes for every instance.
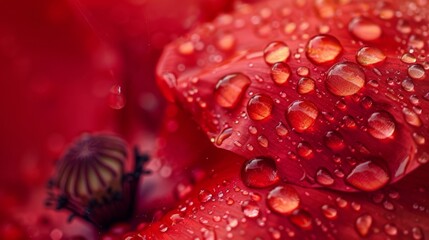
[286,100,319,132]
[402,107,422,127]
[346,161,390,191]
[306,34,342,64]
[297,77,316,94]
[355,214,373,237]
[356,47,386,66]
[247,94,274,121]
[408,64,426,80]
[215,73,251,108]
[348,17,382,41]
[267,185,300,215]
[241,200,260,218]
[326,62,365,96]
[271,63,291,85]
[264,41,291,65]
[367,111,396,139]
[241,157,279,188]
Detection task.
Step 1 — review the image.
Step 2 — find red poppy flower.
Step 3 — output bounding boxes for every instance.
[1,0,428,239]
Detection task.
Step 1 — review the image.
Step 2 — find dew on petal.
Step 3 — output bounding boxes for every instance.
[297,142,313,159]
[267,185,300,215]
[286,100,319,132]
[325,131,345,151]
[408,64,426,80]
[271,62,291,85]
[412,226,424,240]
[356,47,386,66]
[326,62,365,96]
[247,94,274,121]
[198,189,213,203]
[384,223,398,236]
[367,111,396,139]
[401,53,417,64]
[402,108,422,127]
[305,34,342,64]
[264,41,290,65]
[216,127,233,146]
[109,84,126,110]
[289,209,312,230]
[321,204,337,219]
[316,168,335,186]
[215,73,251,109]
[355,214,373,237]
[241,200,260,218]
[297,77,316,94]
[348,16,382,41]
[276,122,289,137]
[346,161,390,191]
[241,157,279,188]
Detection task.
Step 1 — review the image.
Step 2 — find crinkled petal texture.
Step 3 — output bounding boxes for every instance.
[157,0,429,191]
[129,108,429,240]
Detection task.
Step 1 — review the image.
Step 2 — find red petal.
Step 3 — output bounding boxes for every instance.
[131,154,429,239]
[157,0,429,191]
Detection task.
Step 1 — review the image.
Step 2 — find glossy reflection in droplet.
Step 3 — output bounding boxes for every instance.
[286,100,319,132]
[215,73,251,109]
[264,41,290,65]
[247,94,274,121]
[367,111,396,139]
[355,214,373,237]
[306,34,342,64]
[346,161,390,191]
[356,47,386,66]
[241,157,279,188]
[241,200,260,218]
[271,62,291,85]
[267,185,300,215]
[348,17,382,41]
[326,62,365,96]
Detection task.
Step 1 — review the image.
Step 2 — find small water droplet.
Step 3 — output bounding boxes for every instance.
[108,84,126,110]
[216,127,233,146]
[321,204,337,219]
[326,62,365,96]
[178,41,194,55]
[215,73,251,109]
[257,135,269,148]
[408,64,426,80]
[367,111,396,139]
[384,223,398,236]
[286,100,319,132]
[264,41,291,65]
[297,77,316,94]
[159,224,169,233]
[271,62,291,85]
[198,189,213,203]
[402,107,422,127]
[355,214,373,237]
[296,66,310,77]
[217,33,236,51]
[297,142,313,158]
[413,132,425,145]
[356,47,386,66]
[325,131,345,151]
[241,200,260,218]
[346,161,390,191]
[401,53,417,64]
[349,17,382,41]
[247,94,273,121]
[412,226,424,240]
[276,122,289,137]
[266,185,300,215]
[306,34,342,64]
[316,168,335,186]
[289,209,312,230]
[241,157,279,188]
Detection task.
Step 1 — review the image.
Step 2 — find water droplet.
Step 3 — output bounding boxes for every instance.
[257,135,269,148]
[241,200,260,218]
[316,168,335,186]
[247,94,273,121]
[271,62,291,85]
[408,64,426,80]
[315,0,336,18]
[264,41,291,65]
[215,73,251,109]
[402,79,415,92]
[306,34,342,64]
[326,62,365,96]
[412,226,424,240]
[325,131,345,151]
[297,142,313,159]
[216,127,233,146]
[248,126,258,135]
[367,111,396,139]
[241,157,279,188]
[413,132,425,145]
[276,122,289,137]
[355,214,373,237]
[108,84,126,110]
[348,17,382,41]
[198,189,213,203]
[402,107,422,127]
[159,224,169,233]
[178,41,194,55]
[384,223,398,236]
[346,161,390,191]
[217,33,236,51]
[289,209,312,230]
[401,53,417,64]
[356,47,386,66]
[297,77,316,94]
[296,66,310,77]
[286,100,319,132]
[267,185,300,215]
[321,204,337,219]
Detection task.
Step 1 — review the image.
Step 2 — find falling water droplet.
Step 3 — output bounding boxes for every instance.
[264,41,291,65]
[241,157,279,188]
[326,62,365,96]
[266,185,300,215]
[367,111,396,139]
[247,94,274,121]
[306,34,342,64]
[286,100,319,132]
[346,161,390,191]
[215,73,251,109]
